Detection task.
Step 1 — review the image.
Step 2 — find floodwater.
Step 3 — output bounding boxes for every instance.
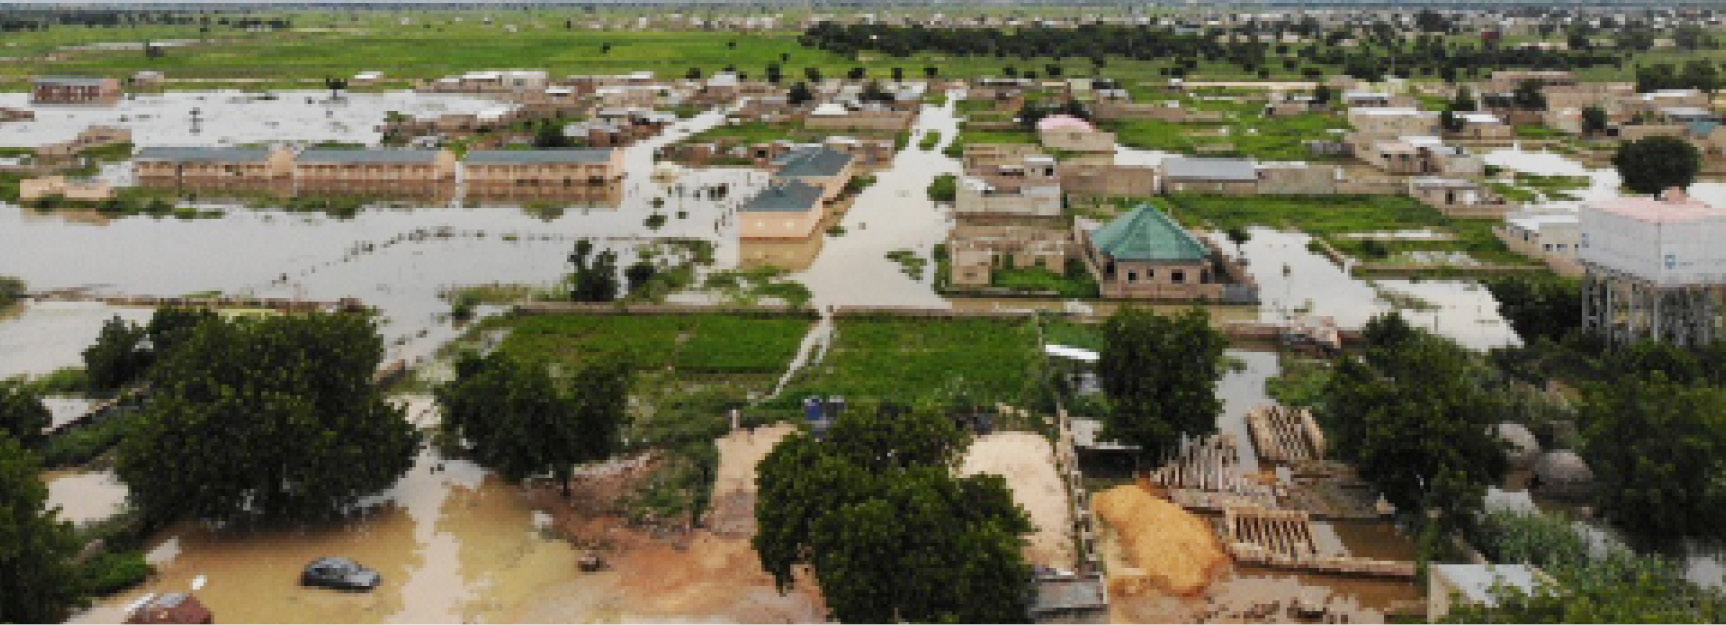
[0,90,504,147]
[1216,349,1278,475]
[1228,227,1518,350]
[44,469,130,525]
[0,106,766,376]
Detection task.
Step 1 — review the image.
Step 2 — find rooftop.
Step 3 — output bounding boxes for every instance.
[774,147,854,178]
[1162,156,1258,182]
[298,149,443,164]
[135,146,278,163]
[741,180,824,213]
[1089,205,1211,262]
[1036,114,1096,133]
[35,76,114,87]
[1589,191,1725,224]
[465,148,614,164]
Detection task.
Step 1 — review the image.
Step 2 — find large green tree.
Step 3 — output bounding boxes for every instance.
[0,435,86,623]
[1485,275,1582,344]
[754,405,1032,623]
[116,313,420,524]
[82,315,151,391]
[1317,314,1505,526]
[1613,136,1702,195]
[0,377,51,447]
[1097,307,1227,457]
[436,351,629,494]
[1580,373,1726,542]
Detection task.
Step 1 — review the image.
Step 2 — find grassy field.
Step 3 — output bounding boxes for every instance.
[1107,109,1349,161]
[774,315,1043,409]
[495,313,811,375]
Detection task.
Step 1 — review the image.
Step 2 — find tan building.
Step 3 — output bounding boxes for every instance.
[739,180,826,241]
[1077,205,1256,302]
[962,144,1044,172]
[770,146,856,203]
[36,126,132,160]
[19,176,113,203]
[32,76,123,104]
[1358,137,1483,176]
[134,146,296,189]
[1036,115,1116,153]
[1409,177,1514,218]
[1159,157,1259,195]
[464,148,623,190]
[294,148,457,194]
[1057,161,1157,197]
[946,224,1075,289]
[1495,211,1582,276]
[1347,108,1441,145]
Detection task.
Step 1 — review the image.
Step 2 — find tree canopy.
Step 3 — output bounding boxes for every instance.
[0,435,86,623]
[568,239,621,303]
[753,404,1032,623]
[0,378,51,447]
[82,315,151,391]
[1485,275,1581,344]
[436,350,629,493]
[1613,136,1701,195]
[1317,314,1505,527]
[1097,307,1227,457]
[116,313,420,524]
[1580,373,1726,542]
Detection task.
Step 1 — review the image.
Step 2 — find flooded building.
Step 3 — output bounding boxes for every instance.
[19,176,113,203]
[1409,177,1514,218]
[134,146,296,190]
[294,149,458,194]
[946,224,1076,289]
[1036,115,1116,153]
[1496,211,1582,276]
[739,180,826,241]
[32,76,123,104]
[1076,205,1256,302]
[463,148,624,191]
[1159,157,1258,195]
[1358,136,1483,176]
[37,125,132,161]
[770,146,856,203]
[1580,190,1726,346]
[957,154,1063,220]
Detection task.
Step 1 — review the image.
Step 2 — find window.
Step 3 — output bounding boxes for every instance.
[1127,271,1138,283]
[1171,270,1185,284]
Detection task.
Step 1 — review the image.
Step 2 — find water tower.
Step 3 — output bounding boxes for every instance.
[1579,190,1726,347]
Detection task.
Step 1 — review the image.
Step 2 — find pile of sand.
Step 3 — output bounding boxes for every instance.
[1094,483,1229,597]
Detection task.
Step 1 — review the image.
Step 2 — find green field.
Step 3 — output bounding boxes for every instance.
[495,313,812,375]
[1162,193,1533,267]
[774,315,1043,409]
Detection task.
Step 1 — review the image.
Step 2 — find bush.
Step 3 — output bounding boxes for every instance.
[80,551,152,596]
[926,174,957,203]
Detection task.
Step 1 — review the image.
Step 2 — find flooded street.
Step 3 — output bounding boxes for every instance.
[44,469,130,525]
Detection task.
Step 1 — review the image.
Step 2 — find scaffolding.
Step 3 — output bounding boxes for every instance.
[1582,264,1726,348]
[1579,192,1726,348]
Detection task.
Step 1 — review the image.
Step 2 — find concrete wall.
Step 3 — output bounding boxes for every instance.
[1057,162,1157,197]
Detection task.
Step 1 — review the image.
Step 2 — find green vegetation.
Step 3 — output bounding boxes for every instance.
[496,313,810,376]
[1614,135,1702,194]
[1041,318,1103,352]
[992,262,1100,298]
[117,313,421,524]
[1580,372,1726,542]
[754,405,1033,623]
[1097,307,1226,456]
[0,379,51,448]
[1108,111,1349,161]
[776,316,1041,409]
[437,350,628,494]
[885,249,927,280]
[0,436,85,623]
[926,173,957,203]
[918,130,942,150]
[700,267,812,308]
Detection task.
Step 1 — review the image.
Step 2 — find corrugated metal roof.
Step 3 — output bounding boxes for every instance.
[135,147,276,163]
[774,147,853,178]
[741,181,823,213]
[1089,205,1209,262]
[465,149,613,163]
[35,76,112,87]
[298,149,442,164]
[1162,157,1258,182]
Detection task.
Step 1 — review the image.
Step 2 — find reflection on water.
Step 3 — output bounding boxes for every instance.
[0,90,504,148]
[44,469,130,525]
[0,301,153,379]
[1217,349,1277,475]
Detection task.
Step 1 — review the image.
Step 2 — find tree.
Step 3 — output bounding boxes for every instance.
[436,351,628,495]
[1580,374,1726,542]
[924,66,939,79]
[764,63,782,84]
[1614,136,1701,195]
[685,67,703,80]
[1512,79,1547,111]
[754,405,1032,623]
[1580,106,1609,137]
[1312,84,1333,105]
[890,66,904,82]
[1485,275,1581,344]
[787,81,814,106]
[846,67,866,80]
[323,76,347,99]
[1225,226,1251,256]
[0,378,51,448]
[1681,59,1720,94]
[0,275,23,308]
[82,315,150,391]
[1097,307,1227,457]
[1317,315,1505,528]
[804,67,822,83]
[115,314,421,524]
[624,259,658,294]
[0,435,86,623]
[567,239,620,302]
[1449,86,1478,112]
[532,120,571,148]
[145,307,217,359]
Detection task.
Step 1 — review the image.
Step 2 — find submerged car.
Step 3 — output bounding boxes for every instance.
[300,557,381,591]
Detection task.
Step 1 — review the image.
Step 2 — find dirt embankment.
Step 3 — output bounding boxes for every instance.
[1094,483,1230,597]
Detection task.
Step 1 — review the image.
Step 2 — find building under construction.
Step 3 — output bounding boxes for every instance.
[1580,190,1726,347]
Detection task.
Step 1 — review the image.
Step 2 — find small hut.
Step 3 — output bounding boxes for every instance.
[1532,451,1594,500]
[1495,422,1541,471]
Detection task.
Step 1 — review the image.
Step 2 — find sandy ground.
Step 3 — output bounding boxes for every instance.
[960,431,1076,569]
[709,424,794,537]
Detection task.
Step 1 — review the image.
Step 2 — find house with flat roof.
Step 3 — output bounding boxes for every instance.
[294,148,457,193]
[134,146,296,189]
[1409,177,1514,218]
[740,180,827,241]
[1496,211,1582,276]
[464,148,623,189]
[771,146,856,203]
[957,154,1062,219]
[1428,564,1554,620]
[1159,157,1258,195]
[1076,205,1256,302]
[1036,115,1116,153]
[32,76,123,104]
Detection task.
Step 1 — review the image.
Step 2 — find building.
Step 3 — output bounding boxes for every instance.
[1076,205,1256,302]
[1036,115,1116,153]
[771,146,856,203]
[956,153,1062,220]
[1159,157,1258,194]
[19,176,114,203]
[1428,564,1552,621]
[32,76,123,104]
[1488,70,1577,92]
[946,224,1075,289]
[294,149,457,194]
[739,180,827,241]
[1452,112,1515,142]
[134,146,296,189]
[1580,190,1726,346]
[1346,108,1441,144]
[124,593,213,625]
[1358,136,1482,176]
[1057,160,1158,197]
[1496,211,1582,276]
[36,125,132,160]
[1409,177,1514,218]
[464,148,623,189]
